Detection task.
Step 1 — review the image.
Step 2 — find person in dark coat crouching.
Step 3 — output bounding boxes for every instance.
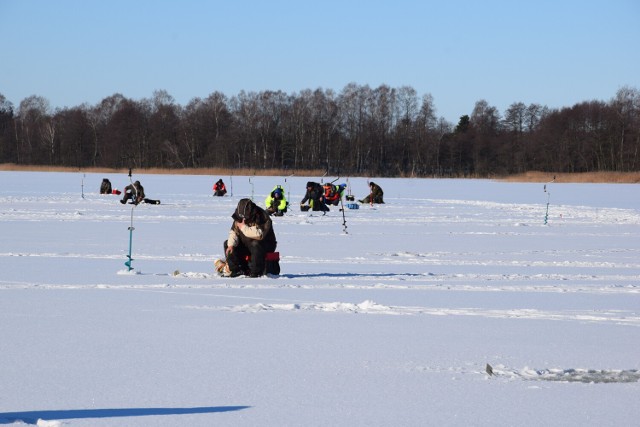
[213,179,227,196]
[223,198,277,277]
[100,178,113,194]
[120,180,160,205]
[359,181,384,204]
[300,181,329,212]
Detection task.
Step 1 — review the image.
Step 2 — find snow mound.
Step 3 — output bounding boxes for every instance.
[491,365,640,383]
[116,269,141,275]
[220,300,393,314]
[37,419,63,427]
[173,271,213,279]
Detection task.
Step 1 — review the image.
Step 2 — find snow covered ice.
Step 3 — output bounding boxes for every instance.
[1,171,639,426]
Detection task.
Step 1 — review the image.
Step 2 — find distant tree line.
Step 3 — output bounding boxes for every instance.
[0,84,638,177]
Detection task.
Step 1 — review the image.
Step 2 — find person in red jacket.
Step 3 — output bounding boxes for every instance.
[213,179,227,196]
[323,183,347,206]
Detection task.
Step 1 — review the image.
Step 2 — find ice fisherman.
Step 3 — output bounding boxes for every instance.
[221,198,277,277]
[213,179,227,196]
[323,182,347,206]
[300,181,329,212]
[359,181,384,204]
[265,185,288,216]
[120,180,160,205]
[100,178,113,194]
[100,178,121,195]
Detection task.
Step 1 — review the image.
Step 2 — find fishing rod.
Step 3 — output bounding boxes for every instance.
[543,175,556,225]
[284,173,295,202]
[339,192,348,234]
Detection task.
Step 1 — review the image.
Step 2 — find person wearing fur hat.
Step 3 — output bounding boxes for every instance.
[300,181,329,212]
[100,178,113,194]
[222,198,277,277]
[100,178,121,195]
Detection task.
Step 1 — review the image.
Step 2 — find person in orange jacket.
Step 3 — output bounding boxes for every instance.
[213,179,227,196]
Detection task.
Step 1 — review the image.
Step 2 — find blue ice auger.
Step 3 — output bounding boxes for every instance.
[124,168,137,271]
[125,207,135,271]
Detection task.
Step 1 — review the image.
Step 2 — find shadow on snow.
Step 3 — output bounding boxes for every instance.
[0,406,251,425]
[280,272,429,279]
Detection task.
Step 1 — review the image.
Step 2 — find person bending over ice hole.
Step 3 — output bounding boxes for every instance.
[120,180,161,205]
[220,198,277,277]
[359,181,384,204]
[265,185,288,216]
[100,178,113,194]
[100,178,121,195]
[213,179,227,196]
[323,183,347,206]
[300,181,329,212]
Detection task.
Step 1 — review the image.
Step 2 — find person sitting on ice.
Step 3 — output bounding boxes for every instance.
[121,180,144,205]
[120,180,160,205]
[300,181,329,212]
[219,198,277,278]
[100,178,113,194]
[100,178,121,195]
[323,183,347,206]
[265,185,288,216]
[213,179,227,196]
[359,181,384,204]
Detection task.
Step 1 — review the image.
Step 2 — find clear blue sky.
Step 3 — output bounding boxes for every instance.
[1,0,639,124]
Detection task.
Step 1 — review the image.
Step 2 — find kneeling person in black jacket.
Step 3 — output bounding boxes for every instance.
[300,181,329,212]
[223,198,277,277]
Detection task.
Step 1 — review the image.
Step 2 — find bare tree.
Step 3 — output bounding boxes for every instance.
[16,95,51,164]
[611,86,640,170]
[0,94,16,163]
[337,83,373,173]
[2,85,637,176]
[503,102,526,134]
[394,86,420,175]
[229,91,260,168]
[41,115,56,164]
[471,99,501,134]
[87,94,126,166]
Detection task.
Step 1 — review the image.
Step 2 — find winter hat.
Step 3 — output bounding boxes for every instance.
[306,181,314,188]
[232,198,255,221]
